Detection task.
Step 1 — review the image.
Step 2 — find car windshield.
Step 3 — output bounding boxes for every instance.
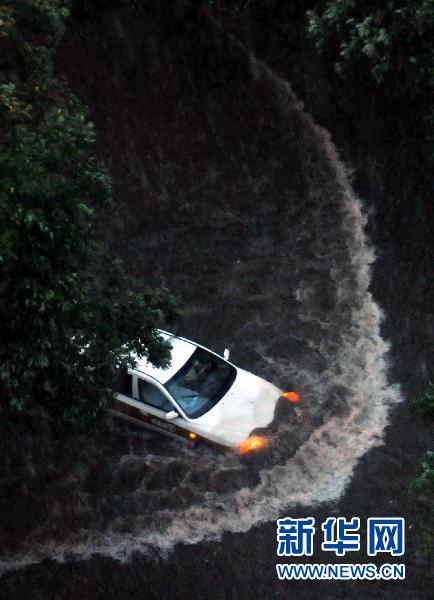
[164,347,236,419]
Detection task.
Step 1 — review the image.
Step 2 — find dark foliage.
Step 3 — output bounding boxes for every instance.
[0,0,179,429]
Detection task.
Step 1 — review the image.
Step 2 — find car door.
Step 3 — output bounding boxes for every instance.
[111,369,202,444]
[133,374,198,442]
[112,372,182,437]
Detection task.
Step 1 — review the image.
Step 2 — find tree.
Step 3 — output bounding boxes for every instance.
[0,0,179,429]
[307,1,433,92]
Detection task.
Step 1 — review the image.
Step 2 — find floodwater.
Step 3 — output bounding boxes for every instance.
[0,36,402,573]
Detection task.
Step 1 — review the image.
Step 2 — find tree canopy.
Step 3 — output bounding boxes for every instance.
[0,0,179,429]
[307,0,433,90]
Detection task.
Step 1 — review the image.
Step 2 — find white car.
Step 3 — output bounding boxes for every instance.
[110,330,300,453]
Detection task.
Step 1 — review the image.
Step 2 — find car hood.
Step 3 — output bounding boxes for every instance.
[193,368,282,447]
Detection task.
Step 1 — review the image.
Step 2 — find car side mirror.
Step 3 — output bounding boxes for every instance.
[223,348,230,360]
[165,410,179,420]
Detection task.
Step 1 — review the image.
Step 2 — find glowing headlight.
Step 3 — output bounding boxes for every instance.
[238,435,269,455]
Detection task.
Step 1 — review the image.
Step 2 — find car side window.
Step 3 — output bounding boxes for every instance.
[113,370,133,397]
[138,379,173,412]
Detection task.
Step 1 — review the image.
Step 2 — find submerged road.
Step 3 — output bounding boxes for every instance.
[0,2,432,597]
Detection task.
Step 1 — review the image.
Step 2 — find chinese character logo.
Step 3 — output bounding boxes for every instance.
[367,518,405,556]
[277,517,315,556]
[321,517,360,556]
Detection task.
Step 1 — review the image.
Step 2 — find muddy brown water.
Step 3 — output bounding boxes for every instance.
[0,1,432,597]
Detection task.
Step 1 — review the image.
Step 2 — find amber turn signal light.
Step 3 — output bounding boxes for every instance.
[282,390,301,403]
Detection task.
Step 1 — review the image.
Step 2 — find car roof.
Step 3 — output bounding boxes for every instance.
[134,330,197,384]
